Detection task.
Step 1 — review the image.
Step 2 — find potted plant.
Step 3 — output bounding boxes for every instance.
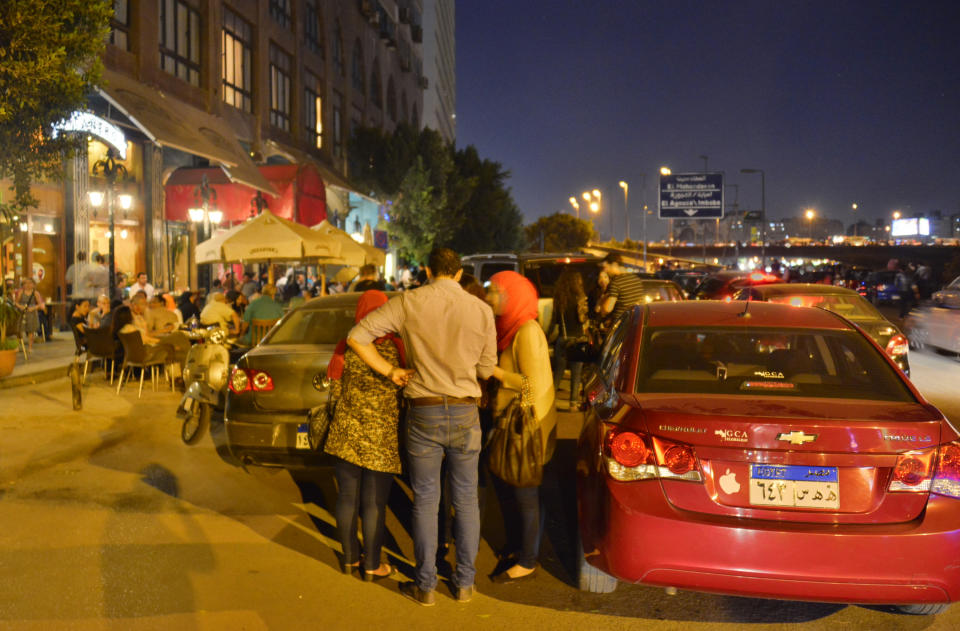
[0,294,18,378]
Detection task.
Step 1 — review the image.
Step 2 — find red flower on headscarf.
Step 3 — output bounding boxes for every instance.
[489,271,539,352]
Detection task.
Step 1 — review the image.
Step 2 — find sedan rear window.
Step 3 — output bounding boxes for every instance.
[636,327,915,402]
[265,307,356,345]
[766,294,882,321]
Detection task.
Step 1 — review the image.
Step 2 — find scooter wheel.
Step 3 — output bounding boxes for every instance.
[181,402,211,445]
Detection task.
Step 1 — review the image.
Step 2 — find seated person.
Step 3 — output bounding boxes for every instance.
[129,294,190,373]
[145,295,179,336]
[200,292,242,336]
[112,304,174,367]
[69,299,91,348]
[241,283,284,345]
[87,294,113,330]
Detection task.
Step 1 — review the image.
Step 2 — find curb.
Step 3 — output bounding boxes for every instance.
[0,362,73,390]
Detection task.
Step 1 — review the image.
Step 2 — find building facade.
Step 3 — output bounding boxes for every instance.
[3,0,427,306]
[420,0,455,143]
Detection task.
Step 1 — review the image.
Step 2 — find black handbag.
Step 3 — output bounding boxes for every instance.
[486,360,544,488]
[306,400,334,451]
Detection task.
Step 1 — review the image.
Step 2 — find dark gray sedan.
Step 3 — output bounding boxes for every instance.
[224,292,397,469]
[732,283,911,376]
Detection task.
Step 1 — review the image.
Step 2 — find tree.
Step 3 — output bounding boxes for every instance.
[0,0,111,222]
[524,213,597,252]
[389,157,457,263]
[449,146,523,254]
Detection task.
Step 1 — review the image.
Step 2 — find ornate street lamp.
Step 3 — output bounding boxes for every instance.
[189,174,221,289]
[88,148,133,300]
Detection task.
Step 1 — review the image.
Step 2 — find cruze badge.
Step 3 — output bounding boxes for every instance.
[777,431,817,445]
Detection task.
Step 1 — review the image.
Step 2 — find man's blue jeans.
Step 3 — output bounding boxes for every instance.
[406,401,482,591]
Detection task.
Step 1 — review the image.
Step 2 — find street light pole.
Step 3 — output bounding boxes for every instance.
[619,181,629,242]
[851,203,858,237]
[569,197,580,220]
[89,148,130,301]
[740,168,766,268]
[639,173,647,269]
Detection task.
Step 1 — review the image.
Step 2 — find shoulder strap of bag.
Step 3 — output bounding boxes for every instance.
[511,333,534,409]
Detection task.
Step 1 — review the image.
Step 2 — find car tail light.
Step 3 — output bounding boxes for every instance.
[932,442,960,499]
[885,333,909,357]
[877,283,888,291]
[603,425,702,482]
[229,368,250,393]
[250,370,274,391]
[722,295,732,302]
[888,448,936,492]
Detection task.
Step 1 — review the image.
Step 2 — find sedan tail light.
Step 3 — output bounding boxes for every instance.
[603,425,702,482]
[885,333,909,358]
[229,368,275,393]
[932,442,960,499]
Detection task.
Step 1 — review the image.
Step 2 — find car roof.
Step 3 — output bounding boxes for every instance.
[749,283,861,297]
[296,291,401,311]
[643,300,852,330]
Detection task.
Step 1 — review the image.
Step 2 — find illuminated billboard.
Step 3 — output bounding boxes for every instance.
[891,217,930,237]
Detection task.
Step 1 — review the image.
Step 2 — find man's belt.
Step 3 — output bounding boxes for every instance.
[408,396,478,407]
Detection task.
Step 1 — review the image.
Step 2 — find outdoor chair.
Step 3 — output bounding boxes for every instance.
[250,318,279,346]
[83,326,119,384]
[116,331,171,398]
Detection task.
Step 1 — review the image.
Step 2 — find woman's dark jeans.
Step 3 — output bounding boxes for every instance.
[333,458,394,571]
[492,475,543,570]
[553,337,583,403]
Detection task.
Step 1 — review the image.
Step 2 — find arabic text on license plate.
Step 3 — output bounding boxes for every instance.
[749,464,839,509]
[296,423,310,450]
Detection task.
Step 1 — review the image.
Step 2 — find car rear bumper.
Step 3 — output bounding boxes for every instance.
[584,480,960,604]
[224,409,333,469]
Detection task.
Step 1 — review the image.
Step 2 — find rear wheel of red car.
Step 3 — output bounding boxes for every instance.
[576,529,617,593]
[894,604,950,615]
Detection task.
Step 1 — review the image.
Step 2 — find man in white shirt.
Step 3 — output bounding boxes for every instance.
[129,272,155,300]
[66,251,93,300]
[200,292,242,335]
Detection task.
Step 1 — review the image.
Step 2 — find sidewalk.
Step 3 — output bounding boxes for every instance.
[0,334,79,389]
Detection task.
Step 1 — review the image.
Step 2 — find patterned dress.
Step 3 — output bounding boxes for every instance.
[324,339,403,474]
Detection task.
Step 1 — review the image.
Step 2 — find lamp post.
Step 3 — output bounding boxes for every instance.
[724,184,739,245]
[583,190,605,240]
[638,173,647,268]
[660,166,673,254]
[851,203,858,237]
[805,208,816,240]
[619,181,629,241]
[568,197,580,219]
[88,148,132,301]
[740,168,766,268]
[188,174,222,290]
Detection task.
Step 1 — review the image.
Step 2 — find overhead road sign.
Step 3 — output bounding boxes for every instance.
[659,172,724,219]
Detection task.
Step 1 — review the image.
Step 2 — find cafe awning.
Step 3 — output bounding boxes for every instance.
[98,68,276,196]
[165,163,327,226]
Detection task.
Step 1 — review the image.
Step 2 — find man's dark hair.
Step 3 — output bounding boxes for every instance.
[359,263,377,277]
[137,272,147,279]
[428,247,461,277]
[95,254,105,264]
[243,272,252,280]
[602,253,622,266]
[212,279,222,288]
[77,251,87,262]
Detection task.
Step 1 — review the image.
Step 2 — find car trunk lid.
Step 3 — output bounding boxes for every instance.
[632,394,942,523]
[238,344,336,415]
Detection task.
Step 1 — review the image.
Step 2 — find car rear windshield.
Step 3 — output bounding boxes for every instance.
[691,277,728,299]
[636,326,915,402]
[765,294,883,321]
[264,306,355,345]
[523,261,599,298]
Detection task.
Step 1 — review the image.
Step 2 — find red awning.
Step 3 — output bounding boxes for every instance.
[164,163,328,226]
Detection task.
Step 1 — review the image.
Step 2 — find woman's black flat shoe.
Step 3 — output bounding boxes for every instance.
[490,566,536,584]
[363,564,398,582]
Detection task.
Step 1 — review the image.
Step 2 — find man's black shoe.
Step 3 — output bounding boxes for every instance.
[399,582,436,606]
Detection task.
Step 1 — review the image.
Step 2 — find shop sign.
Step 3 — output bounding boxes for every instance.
[53,111,127,159]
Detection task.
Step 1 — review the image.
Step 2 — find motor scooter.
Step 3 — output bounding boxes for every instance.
[176,326,232,444]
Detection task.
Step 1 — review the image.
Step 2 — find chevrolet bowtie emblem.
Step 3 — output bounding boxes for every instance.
[777,431,817,445]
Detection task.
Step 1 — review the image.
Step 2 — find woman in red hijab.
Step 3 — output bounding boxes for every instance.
[486,271,557,583]
[324,290,405,580]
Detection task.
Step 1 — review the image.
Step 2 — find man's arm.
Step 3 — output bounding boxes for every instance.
[599,294,617,316]
[347,296,412,386]
[346,338,414,386]
[476,307,498,380]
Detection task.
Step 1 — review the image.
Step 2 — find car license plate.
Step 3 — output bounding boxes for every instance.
[295,423,310,450]
[749,464,839,509]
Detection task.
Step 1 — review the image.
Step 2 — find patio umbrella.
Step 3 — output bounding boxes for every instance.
[311,220,386,266]
[196,210,343,264]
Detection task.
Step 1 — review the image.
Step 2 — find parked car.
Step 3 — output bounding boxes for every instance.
[669,271,708,297]
[860,270,905,305]
[223,292,396,469]
[688,270,781,301]
[732,283,910,375]
[576,300,958,614]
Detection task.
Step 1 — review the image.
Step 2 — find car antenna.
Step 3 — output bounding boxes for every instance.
[738,298,751,318]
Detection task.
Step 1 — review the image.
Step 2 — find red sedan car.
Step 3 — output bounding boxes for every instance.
[576,301,960,615]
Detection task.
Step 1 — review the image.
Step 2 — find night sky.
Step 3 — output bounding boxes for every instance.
[455,0,960,241]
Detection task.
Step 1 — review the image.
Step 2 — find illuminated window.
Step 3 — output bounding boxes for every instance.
[269,43,291,131]
[221,8,252,113]
[159,0,201,86]
[304,72,323,150]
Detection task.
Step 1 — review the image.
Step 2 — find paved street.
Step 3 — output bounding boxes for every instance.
[1,350,959,630]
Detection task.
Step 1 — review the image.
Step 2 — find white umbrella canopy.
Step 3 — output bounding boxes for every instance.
[311,220,385,266]
[196,210,343,264]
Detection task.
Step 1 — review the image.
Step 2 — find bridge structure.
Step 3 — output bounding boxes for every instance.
[587,242,960,280]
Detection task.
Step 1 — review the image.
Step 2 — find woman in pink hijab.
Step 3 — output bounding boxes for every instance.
[486,271,556,582]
